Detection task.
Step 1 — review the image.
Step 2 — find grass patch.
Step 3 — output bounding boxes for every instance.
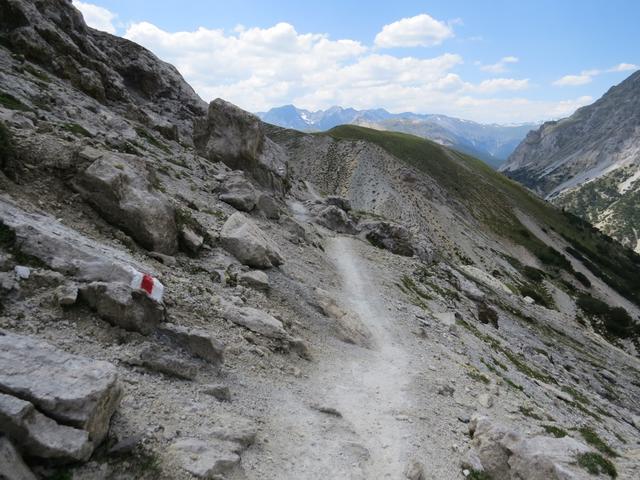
[467,368,491,385]
[61,123,92,138]
[578,427,618,457]
[519,406,542,420]
[542,424,568,438]
[577,452,617,478]
[503,377,524,391]
[136,127,171,154]
[0,90,29,111]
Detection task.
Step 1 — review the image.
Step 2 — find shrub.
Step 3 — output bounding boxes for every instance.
[573,270,591,288]
[577,294,637,339]
[523,265,545,283]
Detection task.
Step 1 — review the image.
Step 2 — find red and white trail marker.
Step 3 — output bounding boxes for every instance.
[128,268,165,302]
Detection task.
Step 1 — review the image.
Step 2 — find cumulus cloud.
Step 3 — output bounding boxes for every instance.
[374,14,454,48]
[479,56,519,73]
[553,74,592,86]
[73,1,117,34]
[120,16,587,123]
[554,63,638,87]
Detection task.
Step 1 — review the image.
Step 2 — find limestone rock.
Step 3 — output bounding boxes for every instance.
[469,415,592,480]
[73,150,178,254]
[256,193,281,219]
[194,99,288,193]
[0,393,92,462]
[79,282,165,334]
[223,305,289,339]
[180,225,204,255]
[315,205,358,234]
[158,323,224,366]
[0,197,148,284]
[314,288,374,349]
[55,283,78,306]
[136,347,198,380]
[0,331,121,443]
[361,221,415,257]
[219,212,283,268]
[0,436,37,480]
[238,270,270,292]
[217,171,258,212]
[169,437,241,478]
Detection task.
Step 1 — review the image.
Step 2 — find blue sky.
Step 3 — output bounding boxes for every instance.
[74,1,639,123]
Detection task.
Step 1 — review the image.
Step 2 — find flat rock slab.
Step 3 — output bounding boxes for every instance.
[0,196,152,283]
[0,393,92,462]
[222,304,289,340]
[169,437,240,478]
[159,323,224,365]
[0,331,122,443]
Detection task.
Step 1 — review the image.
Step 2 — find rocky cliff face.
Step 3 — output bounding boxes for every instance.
[1,1,640,479]
[501,70,640,252]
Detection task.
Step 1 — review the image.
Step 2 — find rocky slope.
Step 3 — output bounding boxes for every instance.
[500,70,640,252]
[1,1,640,479]
[257,105,536,168]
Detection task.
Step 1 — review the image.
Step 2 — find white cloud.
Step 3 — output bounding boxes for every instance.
[553,74,592,86]
[468,77,529,93]
[554,63,638,87]
[611,62,638,72]
[122,19,588,123]
[73,1,117,34]
[480,56,519,73]
[374,14,454,48]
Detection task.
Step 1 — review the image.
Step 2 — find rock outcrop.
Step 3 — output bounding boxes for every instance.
[468,416,595,480]
[73,149,178,254]
[194,99,289,193]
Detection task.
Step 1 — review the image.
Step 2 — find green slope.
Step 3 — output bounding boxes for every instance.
[327,125,640,310]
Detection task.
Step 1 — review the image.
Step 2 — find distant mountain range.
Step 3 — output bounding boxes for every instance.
[256,105,537,168]
[502,69,640,253]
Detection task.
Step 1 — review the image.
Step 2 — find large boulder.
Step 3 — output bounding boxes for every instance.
[72,149,178,254]
[315,206,358,234]
[469,416,593,480]
[193,99,288,193]
[219,212,283,269]
[0,331,122,444]
[79,281,165,335]
[360,221,432,261]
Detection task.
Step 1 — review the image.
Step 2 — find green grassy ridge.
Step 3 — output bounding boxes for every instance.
[326,125,640,309]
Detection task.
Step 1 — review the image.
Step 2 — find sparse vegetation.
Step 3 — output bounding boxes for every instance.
[577,294,637,339]
[61,122,92,138]
[542,424,567,438]
[578,426,618,457]
[519,406,543,420]
[0,90,29,111]
[577,452,617,478]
